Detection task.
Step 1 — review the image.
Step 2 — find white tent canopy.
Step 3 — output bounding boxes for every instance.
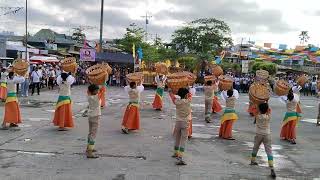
[29,56,59,63]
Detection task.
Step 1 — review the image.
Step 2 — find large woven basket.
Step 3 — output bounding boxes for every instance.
[101,63,112,74]
[210,64,223,77]
[274,80,290,96]
[155,63,168,75]
[13,59,29,76]
[126,72,144,85]
[204,75,216,83]
[296,75,308,86]
[256,70,269,81]
[167,78,189,93]
[86,64,109,85]
[218,75,234,91]
[61,57,78,73]
[249,83,270,105]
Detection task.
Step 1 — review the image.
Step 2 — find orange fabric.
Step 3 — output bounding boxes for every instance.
[98,86,106,107]
[4,101,21,124]
[247,103,258,116]
[53,103,74,128]
[152,94,163,109]
[219,120,234,138]
[122,105,140,130]
[212,96,222,113]
[296,103,302,114]
[280,120,297,140]
[0,87,7,100]
[188,117,192,137]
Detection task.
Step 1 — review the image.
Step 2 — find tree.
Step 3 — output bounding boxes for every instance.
[171,18,233,55]
[71,28,86,44]
[116,23,145,53]
[251,62,277,75]
[299,31,310,45]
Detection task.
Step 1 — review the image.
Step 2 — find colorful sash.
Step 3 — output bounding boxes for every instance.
[282,111,301,126]
[220,108,238,124]
[56,96,71,109]
[0,82,7,88]
[128,101,139,108]
[5,92,17,104]
[155,87,164,99]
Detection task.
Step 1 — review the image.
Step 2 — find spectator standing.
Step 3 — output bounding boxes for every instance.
[48,67,56,90]
[31,67,42,95]
[21,67,30,97]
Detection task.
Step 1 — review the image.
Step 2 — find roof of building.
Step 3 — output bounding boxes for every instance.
[95,52,134,64]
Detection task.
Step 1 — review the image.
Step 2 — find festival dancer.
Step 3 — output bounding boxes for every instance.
[169,88,192,165]
[0,68,8,102]
[53,72,76,131]
[250,102,276,179]
[212,79,222,113]
[279,90,301,144]
[1,72,25,130]
[86,84,101,158]
[204,80,214,123]
[187,85,196,139]
[121,81,144,134]
[152,74,166,111]
[219,89,239,140]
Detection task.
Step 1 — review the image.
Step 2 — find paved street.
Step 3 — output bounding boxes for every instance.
[0,86,319,180]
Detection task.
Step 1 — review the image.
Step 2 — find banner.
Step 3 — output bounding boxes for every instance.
[241,60,249,73]
[80,48,96,61]
[45,43,57,51]
[295,45,305,51]
[279,44,287,50]
[264,43,272,48]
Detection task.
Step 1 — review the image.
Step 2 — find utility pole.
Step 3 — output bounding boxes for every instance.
[99,0,104,52]
[25,0,28,61]
[141,12,152,42]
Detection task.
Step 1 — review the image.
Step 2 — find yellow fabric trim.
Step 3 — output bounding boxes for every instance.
[282,116,300,127]
[220,113,238,124]
[0,83,6,88]
[56,100,71,109]
[5,97,17,104]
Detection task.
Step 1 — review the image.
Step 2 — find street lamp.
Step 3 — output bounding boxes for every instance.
[99,0,104,52]
[25,0,28,61]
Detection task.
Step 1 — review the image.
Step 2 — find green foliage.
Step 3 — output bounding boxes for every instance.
[252,62,277,75]
[172,18,233,55]
[177,55,198,71]
[71,28,86,44]
[116,23,145,53]
[220,62,241,73]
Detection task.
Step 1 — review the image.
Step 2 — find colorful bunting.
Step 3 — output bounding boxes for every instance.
[264,43,272,48]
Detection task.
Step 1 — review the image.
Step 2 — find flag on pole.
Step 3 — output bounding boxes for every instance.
[132,43,136,59]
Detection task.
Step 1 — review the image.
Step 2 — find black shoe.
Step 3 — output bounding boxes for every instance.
[250,161,258,166]
[290,140,296,144]
[9,123,18,127]
[270,169,276,179]
[176,158,187,166]
[121,128,129,134]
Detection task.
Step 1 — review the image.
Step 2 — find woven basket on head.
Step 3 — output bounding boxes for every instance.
[274,80,290,96]
[210,64,223,77]
[13,59,29,76]
[61,57,78,73]
[155,63,168,75]
[249,83,270,105]
[86,64,109,85]
[218,75,234,91]
[126,72,144,85]
[101,63,112,74]
[296,75,308,86]
[204,75,216,83]
[167,78,189,94]
[256,70,269,80]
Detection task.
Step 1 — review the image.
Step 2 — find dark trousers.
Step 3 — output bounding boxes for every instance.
[32,82,40,95]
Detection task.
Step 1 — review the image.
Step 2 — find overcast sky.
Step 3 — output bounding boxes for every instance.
[1,0,320,48]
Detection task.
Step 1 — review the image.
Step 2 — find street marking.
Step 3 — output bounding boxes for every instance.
[27,118,50,122]
[301,118,317,124]
[192,133,214,139]
[45,110,55,112]
[192,104,205,108]
[304,105,315,108]
[192,124,205,127]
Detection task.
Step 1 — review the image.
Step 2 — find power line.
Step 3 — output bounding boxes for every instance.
[141,12,152,42]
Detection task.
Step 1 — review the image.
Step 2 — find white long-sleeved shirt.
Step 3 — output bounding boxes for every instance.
[57,75,75,96]
[155,75,166,88]
[279,93,299,112]
[0,72,8,83]
[7,76,25,93]
[124,85,144,103]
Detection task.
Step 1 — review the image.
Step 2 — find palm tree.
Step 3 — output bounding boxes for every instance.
[299,31,310,45]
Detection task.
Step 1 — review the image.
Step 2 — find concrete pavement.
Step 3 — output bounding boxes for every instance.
[0,86,319,180]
